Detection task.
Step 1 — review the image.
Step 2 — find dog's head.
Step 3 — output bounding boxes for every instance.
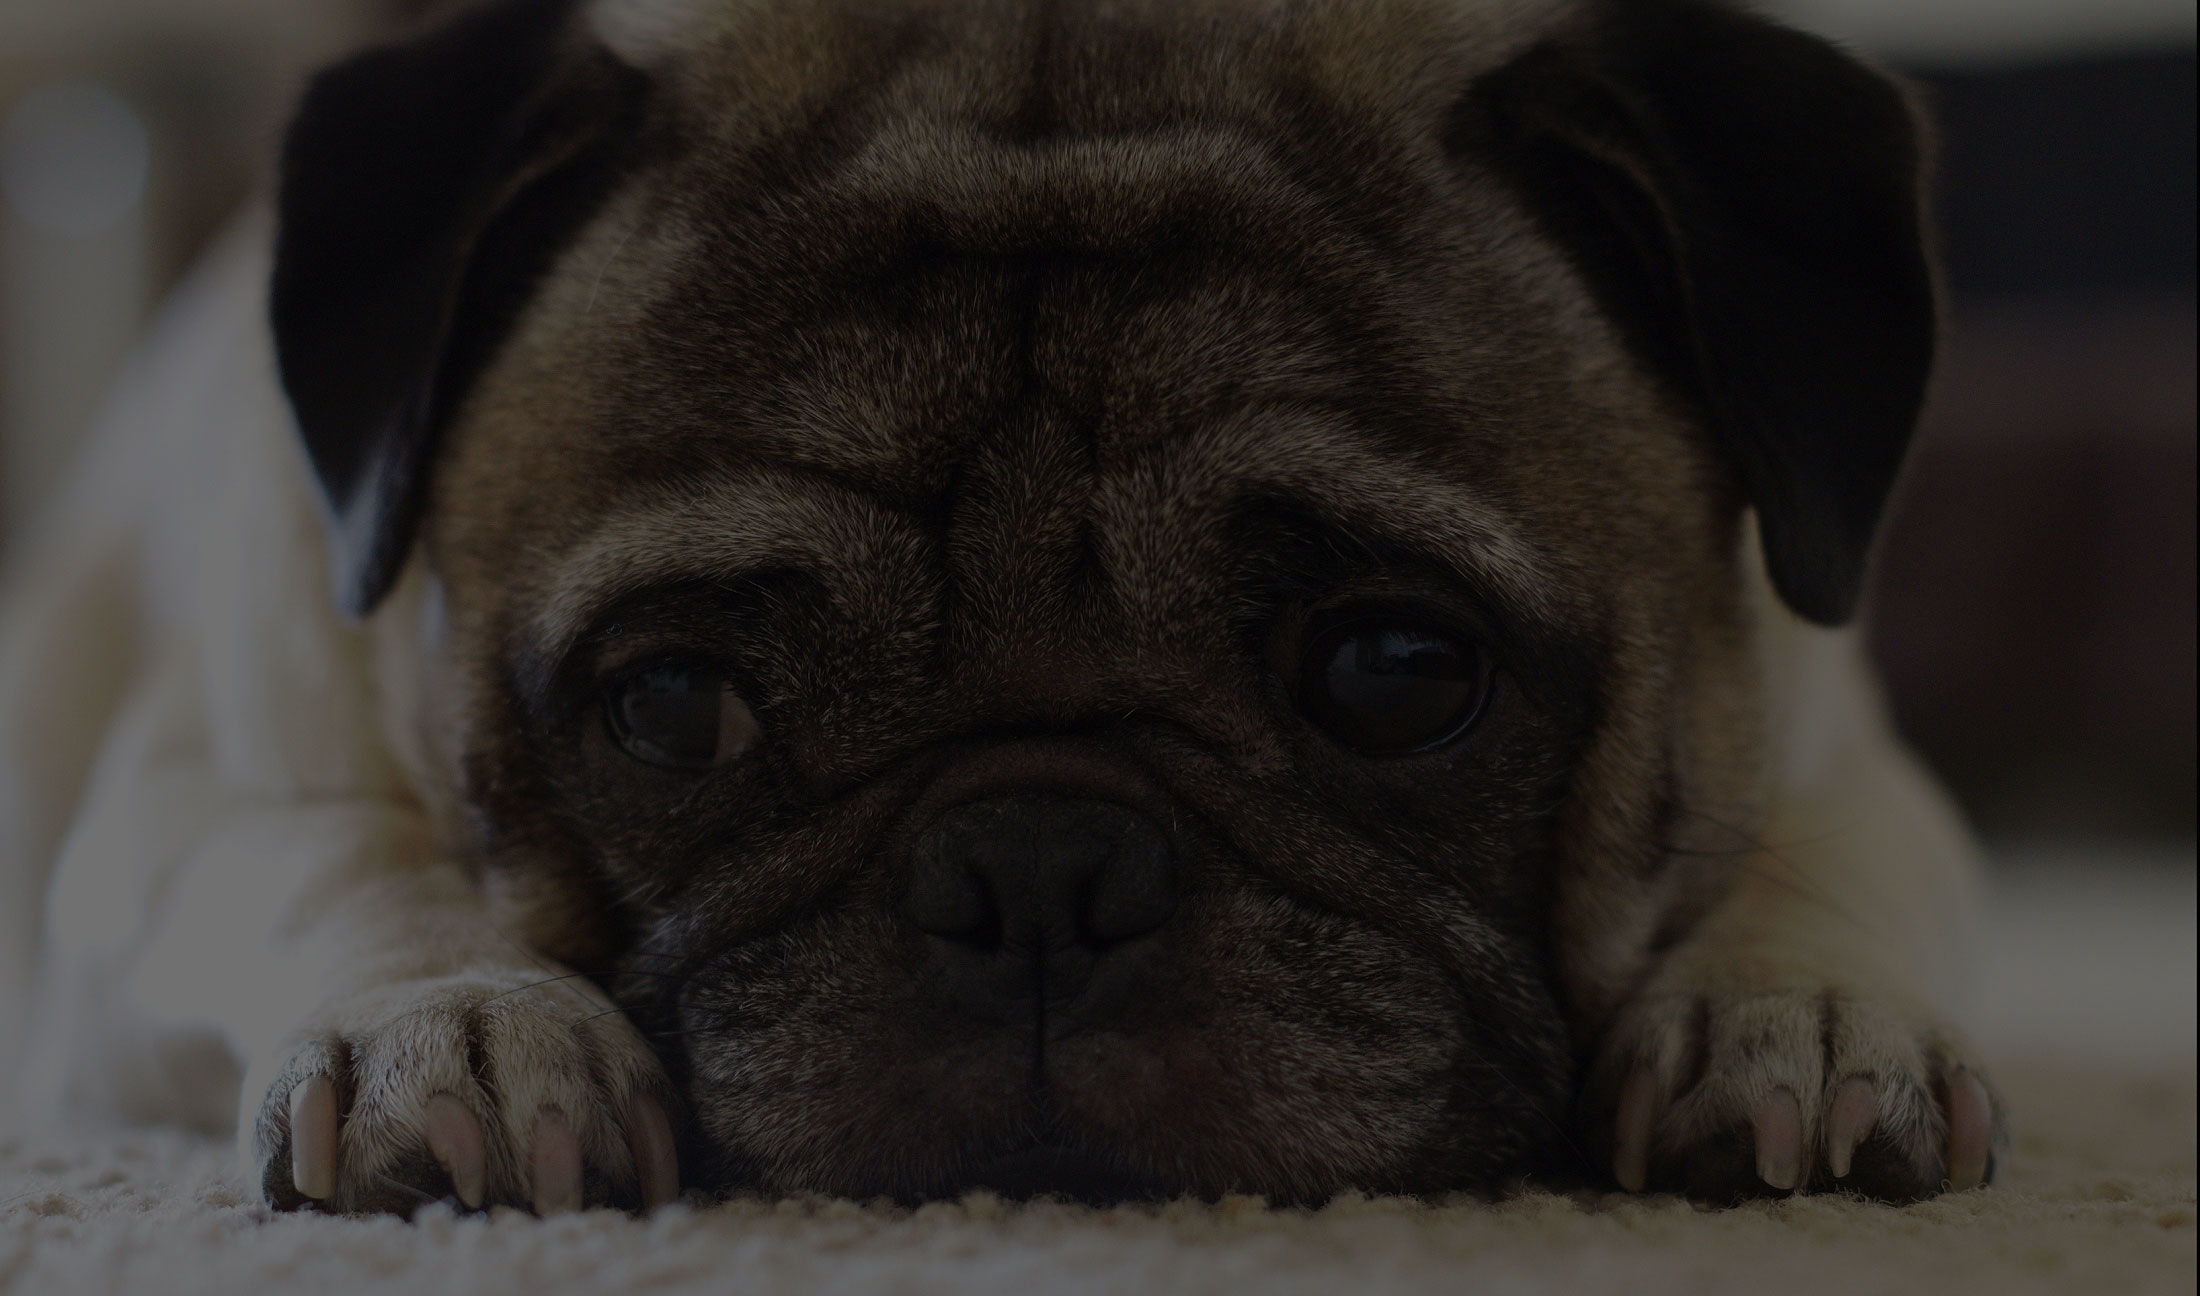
[270,0,1934,1200]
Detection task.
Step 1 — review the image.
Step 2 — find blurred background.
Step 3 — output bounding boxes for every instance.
[0,2,2191,1057]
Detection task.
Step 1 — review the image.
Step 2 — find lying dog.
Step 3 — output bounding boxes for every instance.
[4,0,2002,1212]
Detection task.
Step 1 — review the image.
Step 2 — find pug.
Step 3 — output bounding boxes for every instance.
[6,0,2003,1214]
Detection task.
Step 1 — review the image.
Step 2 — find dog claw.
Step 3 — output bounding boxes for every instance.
[627,1096,679,1209]
[289,1075,340,1201]
[1825,1077,1876,1180]
[1612,1069,1656,1192]
[1750,1088,1804,1191]
[1943,1070,1993,1191]
[423,1093,487,1208]
[530,1109,585,1214]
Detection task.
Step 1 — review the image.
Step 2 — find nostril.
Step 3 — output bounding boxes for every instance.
[908,794,1177,961]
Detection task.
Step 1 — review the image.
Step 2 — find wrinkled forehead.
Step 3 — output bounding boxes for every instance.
[514,409,1571,658]
[435,7,1652,663]
[474,187,1584,647]
[617,119,1406,491]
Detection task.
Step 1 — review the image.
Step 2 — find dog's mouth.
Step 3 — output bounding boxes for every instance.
[942,1145,1169,1205]
[652,856,1571,1204]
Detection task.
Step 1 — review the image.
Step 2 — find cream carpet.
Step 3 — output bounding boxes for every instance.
[4,859,2193,1296]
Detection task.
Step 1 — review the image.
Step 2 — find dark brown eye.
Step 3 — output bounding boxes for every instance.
[1295,619,1491,754]
[606,666,758,769]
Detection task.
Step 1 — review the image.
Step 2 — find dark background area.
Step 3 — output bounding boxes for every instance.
[1871,48,2195,839]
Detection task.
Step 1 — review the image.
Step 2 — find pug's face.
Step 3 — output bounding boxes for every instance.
[275,0,1934,1200]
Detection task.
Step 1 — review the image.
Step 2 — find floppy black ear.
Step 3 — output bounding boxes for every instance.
[272,0,647,616]
[1467,0,1937,624]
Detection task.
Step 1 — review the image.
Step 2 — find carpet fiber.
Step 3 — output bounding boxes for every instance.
[5,861,2193,1296]
[2,1055,2191,1296]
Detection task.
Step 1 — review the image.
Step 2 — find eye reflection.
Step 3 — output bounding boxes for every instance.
[606,666,758,769]
[1295,620,1490,754]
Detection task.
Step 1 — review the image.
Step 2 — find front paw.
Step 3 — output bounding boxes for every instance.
[1593,988,2006,1203]
[243,971,680,1215]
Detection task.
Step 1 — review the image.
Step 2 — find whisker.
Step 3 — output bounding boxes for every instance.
[478,972,595,1006]
[1664,805,1877,938]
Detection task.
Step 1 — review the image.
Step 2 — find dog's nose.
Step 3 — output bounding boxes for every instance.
[906,794,1175,1021]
